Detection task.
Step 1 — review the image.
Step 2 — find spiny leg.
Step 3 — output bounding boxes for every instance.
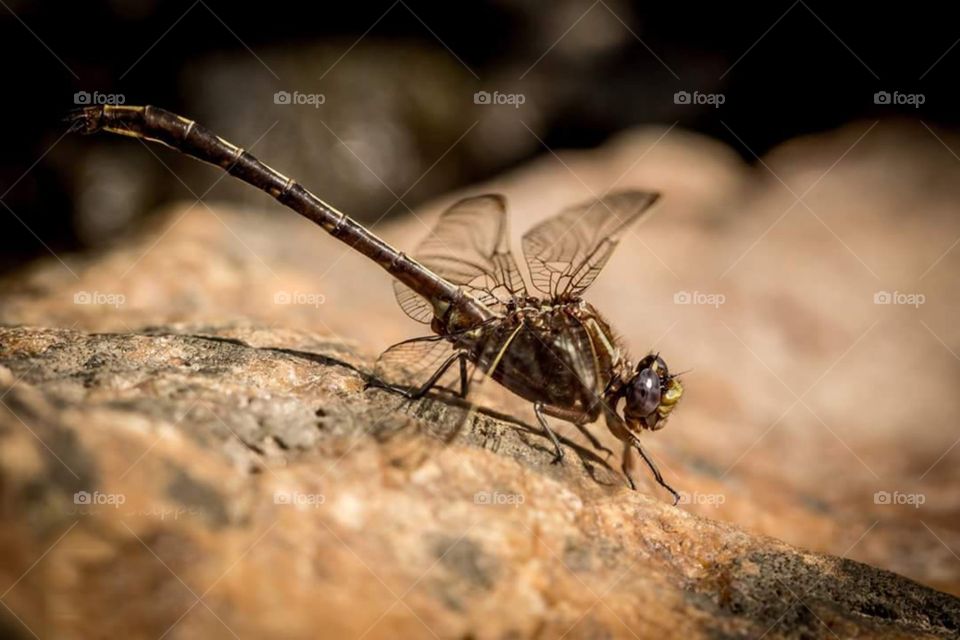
[371,351,469,400]
[604,409,680,504]
[436,354,473,446]
[368,350,469,468]
[457,355,469,399]
[630,437,680,505]
[533,402,565,465]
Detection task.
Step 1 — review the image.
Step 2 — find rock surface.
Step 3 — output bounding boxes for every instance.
[1,324,958,639]
[2,119,960,638]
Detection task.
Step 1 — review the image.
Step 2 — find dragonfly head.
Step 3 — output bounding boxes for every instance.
[623,354,683,431]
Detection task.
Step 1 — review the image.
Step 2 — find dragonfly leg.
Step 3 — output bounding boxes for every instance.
[458,355,469,399]
[606,410,680,503]
[372,352,467,400]
[631,437,681,505]
[533,402,565,465]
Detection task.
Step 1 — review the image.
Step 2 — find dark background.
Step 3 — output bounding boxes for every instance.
[0,0,955,272]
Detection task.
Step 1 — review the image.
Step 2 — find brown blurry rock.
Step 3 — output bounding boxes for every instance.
[1,324,958,640]
[2,118,960,637]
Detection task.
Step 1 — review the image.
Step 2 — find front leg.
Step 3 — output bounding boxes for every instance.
[605,409,680,505]
[630,436,680,506]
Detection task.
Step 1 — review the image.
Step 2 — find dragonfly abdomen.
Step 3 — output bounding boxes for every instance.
[70,104,492,327]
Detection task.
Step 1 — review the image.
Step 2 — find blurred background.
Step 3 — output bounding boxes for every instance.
[2,0,960,605]
[1,0,957,270]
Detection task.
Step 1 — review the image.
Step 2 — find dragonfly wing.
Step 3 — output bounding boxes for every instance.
[374,335,473,392]
[393,194,526,322]
[521,191,659,299]
[393,281,435,324]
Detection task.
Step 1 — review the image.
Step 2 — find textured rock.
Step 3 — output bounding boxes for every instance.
[1,324,958,639]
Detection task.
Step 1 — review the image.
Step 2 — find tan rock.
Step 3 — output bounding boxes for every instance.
[0,325,957,639]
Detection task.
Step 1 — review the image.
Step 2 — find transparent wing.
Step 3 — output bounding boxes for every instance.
[393,281,435,323]
[393,194,526,323]
[521,191,659,300]
[374,335,473,392]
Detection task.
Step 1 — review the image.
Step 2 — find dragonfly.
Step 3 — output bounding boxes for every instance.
[69,105,684,503]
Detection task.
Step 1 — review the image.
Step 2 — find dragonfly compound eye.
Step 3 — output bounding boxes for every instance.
[627,368,662,419]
